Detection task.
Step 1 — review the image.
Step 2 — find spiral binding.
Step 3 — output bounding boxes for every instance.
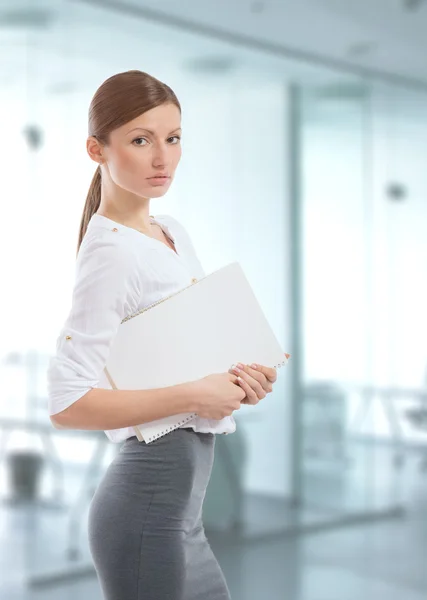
[121,275,203,324]
[274,359,288,369]
[121,262,242,324]
[144,414,197,443]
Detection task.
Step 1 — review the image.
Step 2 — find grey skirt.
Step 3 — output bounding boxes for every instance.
[88,428,231,600]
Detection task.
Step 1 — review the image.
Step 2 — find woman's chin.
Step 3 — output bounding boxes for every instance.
[143,186,170,198]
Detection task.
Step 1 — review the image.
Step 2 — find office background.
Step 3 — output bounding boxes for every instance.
[0,1,426,598]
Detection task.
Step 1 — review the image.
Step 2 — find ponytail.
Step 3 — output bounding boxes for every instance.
[77,165,101,255]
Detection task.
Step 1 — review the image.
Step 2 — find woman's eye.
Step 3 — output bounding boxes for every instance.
[133,137,148,146]
[168,136,181,144]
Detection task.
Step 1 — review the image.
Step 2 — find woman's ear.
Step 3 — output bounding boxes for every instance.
[86,136,104,165]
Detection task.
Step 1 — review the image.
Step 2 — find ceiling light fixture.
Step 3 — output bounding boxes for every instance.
[403,0,426,12]
[347,41,377,58]
[250,2,265,14]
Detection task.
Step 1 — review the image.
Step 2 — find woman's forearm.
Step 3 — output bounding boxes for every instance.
[50,381,200,431]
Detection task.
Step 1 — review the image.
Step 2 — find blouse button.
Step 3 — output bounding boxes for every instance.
[65,335,72,340]
[191,277,197,284]
[112,227,118,232]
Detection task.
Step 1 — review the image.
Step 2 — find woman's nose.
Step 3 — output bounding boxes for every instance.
[152,143,168,167]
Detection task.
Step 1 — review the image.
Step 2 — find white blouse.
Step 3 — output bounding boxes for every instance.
[47,213,236,443]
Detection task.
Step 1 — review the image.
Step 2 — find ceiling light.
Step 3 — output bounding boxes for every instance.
[0,8,56,29]
[185,56,237,75]
[403,0,426,11]
[347,41,377,58]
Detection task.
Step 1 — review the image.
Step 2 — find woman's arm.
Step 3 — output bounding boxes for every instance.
[50,381,200,430]
[48,228,200,430]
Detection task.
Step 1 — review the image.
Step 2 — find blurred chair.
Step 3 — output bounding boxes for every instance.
[405,400,427,472]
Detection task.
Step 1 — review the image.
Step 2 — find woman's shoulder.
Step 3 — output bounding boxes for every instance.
[77,221,138,272]
[73,225,141,308]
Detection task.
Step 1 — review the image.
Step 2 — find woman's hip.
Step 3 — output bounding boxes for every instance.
[89,428,216,533]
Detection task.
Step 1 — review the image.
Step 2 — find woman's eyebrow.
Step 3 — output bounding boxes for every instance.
[126,127,182,135]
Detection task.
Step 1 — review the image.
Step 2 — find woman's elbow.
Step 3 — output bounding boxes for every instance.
[48,386,92,430]
[49,398,83,430]
[50,413,69,429]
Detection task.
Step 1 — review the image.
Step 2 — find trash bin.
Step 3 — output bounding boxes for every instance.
[6,450,45,501]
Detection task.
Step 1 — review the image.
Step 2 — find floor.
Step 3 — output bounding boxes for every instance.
[0,442,426,600]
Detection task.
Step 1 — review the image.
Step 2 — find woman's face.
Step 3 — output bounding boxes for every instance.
[102,102,182,198]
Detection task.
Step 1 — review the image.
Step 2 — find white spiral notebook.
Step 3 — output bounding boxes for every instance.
[103,261,289,443]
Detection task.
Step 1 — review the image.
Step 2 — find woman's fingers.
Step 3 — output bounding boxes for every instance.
[227,360,281,406]
[235,372,263,405]
[247,364,275,391]
[242,364,273,393]
[229,364,274,391]
[228,363,270,404]
[249,363,277,384]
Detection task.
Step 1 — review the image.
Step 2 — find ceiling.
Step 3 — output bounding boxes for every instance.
[2,0,427,99]
[69,0,427,86]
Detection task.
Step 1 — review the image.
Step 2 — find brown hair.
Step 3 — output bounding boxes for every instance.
[77,70,181,254]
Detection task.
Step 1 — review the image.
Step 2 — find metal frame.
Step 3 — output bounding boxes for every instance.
[288,84,304,504]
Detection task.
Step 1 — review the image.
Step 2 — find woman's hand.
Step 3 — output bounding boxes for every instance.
[228,361,277,405]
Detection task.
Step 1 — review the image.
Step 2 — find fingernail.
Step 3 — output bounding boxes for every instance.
[237,363,244,369]
[250,363,257,369]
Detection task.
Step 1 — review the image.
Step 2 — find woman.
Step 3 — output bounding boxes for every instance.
[47,70,278,600]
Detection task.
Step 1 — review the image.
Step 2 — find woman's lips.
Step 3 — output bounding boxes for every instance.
[147,176,170,186]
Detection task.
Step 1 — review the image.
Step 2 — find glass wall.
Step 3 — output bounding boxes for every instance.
[299,77,376,514]
[299,78,427,515]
